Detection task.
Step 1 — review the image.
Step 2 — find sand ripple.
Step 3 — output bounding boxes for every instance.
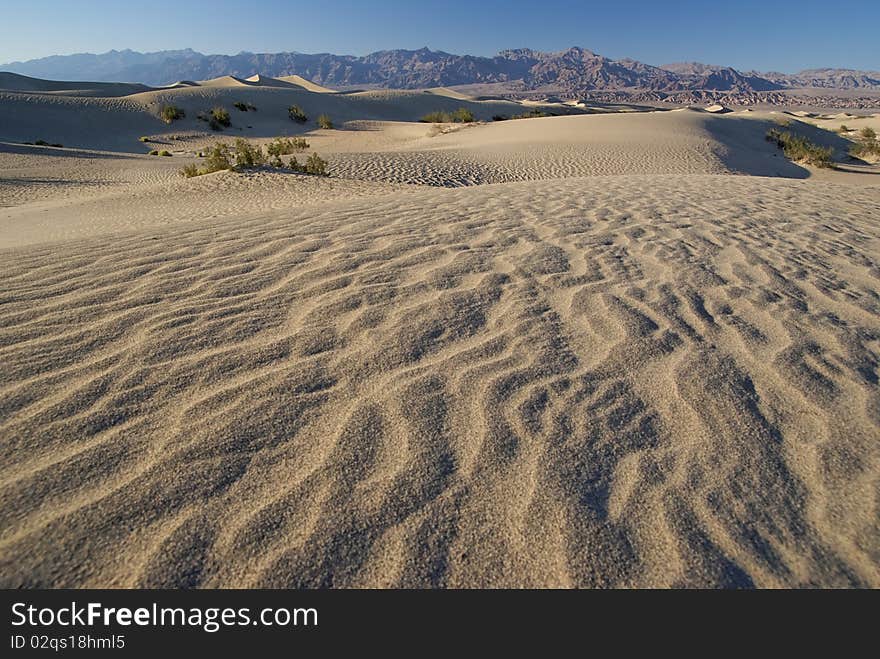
[2,174,878,587]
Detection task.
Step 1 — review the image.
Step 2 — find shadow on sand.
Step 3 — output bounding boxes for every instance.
[702,114,867,179]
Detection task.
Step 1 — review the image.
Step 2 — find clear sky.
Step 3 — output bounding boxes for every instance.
[1,0,878,72]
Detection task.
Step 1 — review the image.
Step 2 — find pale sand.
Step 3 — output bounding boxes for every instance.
[1,78,879,588]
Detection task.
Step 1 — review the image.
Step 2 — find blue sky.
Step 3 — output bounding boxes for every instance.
[1,0,877,72]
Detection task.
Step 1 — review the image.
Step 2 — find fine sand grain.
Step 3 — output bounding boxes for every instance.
[1,78,879,588]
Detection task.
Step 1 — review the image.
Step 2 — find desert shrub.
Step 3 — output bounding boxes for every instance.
[181,140,328,176]
[159,150,172,157]
[233,101,257,112]
[420,107,475,123]
[160,105,185,124]
[837,125,849,134]
[148,149,159,155]
[207,107,231,131]
[266,136,309,156]
[420,111,449,123]
[33,139,64,147]
[452,107,474,123]
[288,104,308,123]
[202,142,234,172]
[515,108,551,119]
[849,142,880,159]
[849,127,880,159]
[139,136,150,142]
[180,164,200,178]
[316,114,334,129]
[304,153,328,175]
[766,129,833,167]
[233,138,265,168]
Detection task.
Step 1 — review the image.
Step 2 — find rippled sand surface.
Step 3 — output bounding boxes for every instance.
[1,103,879,587]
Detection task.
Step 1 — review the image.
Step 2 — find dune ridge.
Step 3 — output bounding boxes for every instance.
[1,78,879,588]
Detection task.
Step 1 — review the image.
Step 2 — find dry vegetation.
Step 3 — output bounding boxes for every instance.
[420,108,475,123]
[765,128,833,167]
[159,105,185,124]
[288,105,308,123]
[849,126,880,160]
[180,139,328,178]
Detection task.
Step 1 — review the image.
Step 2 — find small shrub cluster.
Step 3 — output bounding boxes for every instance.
[233,138,265,168]
[765,129,833,168]
[492,109,553,121]
[29,139,64,147]
[160,105,185,124]
[139,136,151,142]
[316,114,334,129]
[288,105,308,123]
[210,107,231,130]
[148,149,172,156]
[233,101,257,112]
[420,108,475,123]
[180,140,329,177]
[266,137,309,156]
[837,124,850,134]
[197,107,232,130]
[849,126,880,160]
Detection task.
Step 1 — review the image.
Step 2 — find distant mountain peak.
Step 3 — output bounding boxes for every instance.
[2,47,877,93]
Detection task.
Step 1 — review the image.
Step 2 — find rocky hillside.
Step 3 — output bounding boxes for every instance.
[3,47,878,94]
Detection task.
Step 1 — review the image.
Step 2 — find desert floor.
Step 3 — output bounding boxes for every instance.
[1,76,879,587]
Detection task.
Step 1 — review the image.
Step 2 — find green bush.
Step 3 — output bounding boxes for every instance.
[452,107,474,123]
[233,138,265,168]
[420,111,446,123]
[849,142,880,159]
[266,137,309,156]
[208,107,231,131]
[316,114,334,129]
[202,142,234,172]
[420,107,475,123]
[139,136,151,142]
[837,124,850,134]
[493,109,551,121]
[148,149,159,155]
[849,127,880,159]
[765,129,833,168]
[233,101,257,112]
[160,105,185,124]
[288,105,308,123]
[304,152,328,175]
[181,140,329,177]
[159,150,172,157]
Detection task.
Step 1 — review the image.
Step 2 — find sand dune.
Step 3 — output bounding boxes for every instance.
[1,173,879,587]
[0,72,153,97]
[0,81,879,588]
[0,75,548,152]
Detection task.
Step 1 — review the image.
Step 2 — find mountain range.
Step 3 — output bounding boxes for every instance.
[2,47,879,93]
